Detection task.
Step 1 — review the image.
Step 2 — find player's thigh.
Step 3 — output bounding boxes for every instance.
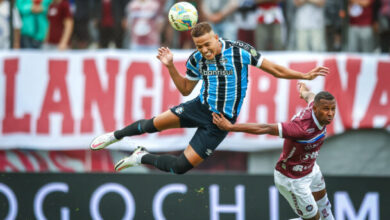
[153,110,181,131]
[189,126,228,159]
[274,171,318,219]
[310,164,327,200]
[183,145,204,167]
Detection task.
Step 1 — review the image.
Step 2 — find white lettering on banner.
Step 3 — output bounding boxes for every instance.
[90,183,135,220]
[0,52,389,151]
[209,184,245,220]
[34,182,69,220]
[0,183,18,220]
[269,186,279,220]
[153,183,187,220]
[334,191,379,220]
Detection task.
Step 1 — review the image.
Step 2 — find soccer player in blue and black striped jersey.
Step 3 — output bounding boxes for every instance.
[90,22,329,174]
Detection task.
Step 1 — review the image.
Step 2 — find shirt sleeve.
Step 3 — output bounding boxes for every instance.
[63,1,73,18]
[280,120,307,140]
[241,41,262,67]
[185,53,201,81]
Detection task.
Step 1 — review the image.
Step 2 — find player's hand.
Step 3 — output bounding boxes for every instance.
[297,81,310,98]
[157,47,174,67]
[305,66,329,80]
[212,113,232,131]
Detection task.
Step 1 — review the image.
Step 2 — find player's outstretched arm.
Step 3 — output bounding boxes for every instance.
[212,113,279,136]
[298,82,315,103]
[156,47,198,96]
[260,59,329,80]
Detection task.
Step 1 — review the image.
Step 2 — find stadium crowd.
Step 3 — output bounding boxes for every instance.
[1,0,390,53]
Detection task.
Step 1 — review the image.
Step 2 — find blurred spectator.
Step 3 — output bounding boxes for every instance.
[92,0,128,49]
[294,0,326,52]
[44,0,73,50]
[255,0,284,51]
[347,0,376,52]
[201,0,239,40]
[162,0,202,49]
[179,0,202,49]
[16,0,52,49]
[124,0,164,50]
[283,0,297,50]
[378,0,390,52]
[235,0,257,46]
[325,0,345,51]
[71,0,93,49]
[161,0,177,48]
[0,0,22,49]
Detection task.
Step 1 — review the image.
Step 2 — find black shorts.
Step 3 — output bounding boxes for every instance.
[170,97,236,159]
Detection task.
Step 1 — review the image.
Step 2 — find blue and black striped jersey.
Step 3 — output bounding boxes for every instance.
[185,38,263,118]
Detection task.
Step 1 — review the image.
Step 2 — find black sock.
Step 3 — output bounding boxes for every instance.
[141,153,193,174]
[114,119,158,139]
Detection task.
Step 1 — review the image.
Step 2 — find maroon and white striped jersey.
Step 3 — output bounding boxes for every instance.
[275,102,327,179]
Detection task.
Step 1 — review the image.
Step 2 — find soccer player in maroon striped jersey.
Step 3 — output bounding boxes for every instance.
[213,82,335,220]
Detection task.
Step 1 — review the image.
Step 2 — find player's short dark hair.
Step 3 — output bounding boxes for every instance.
[314,91,335,105]
[191,22,212,37]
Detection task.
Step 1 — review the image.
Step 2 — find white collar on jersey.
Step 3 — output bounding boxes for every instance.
[219,38,225,52]
[312,110,324,130]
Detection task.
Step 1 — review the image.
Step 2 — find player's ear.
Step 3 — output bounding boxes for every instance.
[313,104,318,113]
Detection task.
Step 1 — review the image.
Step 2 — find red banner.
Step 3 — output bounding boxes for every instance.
[0,51,389,151]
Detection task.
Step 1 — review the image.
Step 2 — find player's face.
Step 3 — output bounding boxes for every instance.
[314,99,336,126]
[193,32,221,60]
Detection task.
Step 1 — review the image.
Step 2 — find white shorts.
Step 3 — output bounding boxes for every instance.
[274,163,326,218]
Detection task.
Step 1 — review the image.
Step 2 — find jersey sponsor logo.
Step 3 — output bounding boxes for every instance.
[200,69,233,76]
[304,142,321,150]
[301,151,319,161]
[199,58,228,65]
[292,164,314,172]
[232,41,252,51]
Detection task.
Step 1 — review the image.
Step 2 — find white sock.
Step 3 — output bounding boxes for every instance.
[316,193,334,220]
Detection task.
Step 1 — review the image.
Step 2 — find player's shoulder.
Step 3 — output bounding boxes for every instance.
[292,106,314,123]
[227,39,257,54]
[187,50,202,63]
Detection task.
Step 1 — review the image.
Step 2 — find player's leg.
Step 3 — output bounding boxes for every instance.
[115,118,229,173]
[114,110,180,139]
[90,110,180,150]
[310,164,335,220]
[274,170,320,220]
[114,144,200,173]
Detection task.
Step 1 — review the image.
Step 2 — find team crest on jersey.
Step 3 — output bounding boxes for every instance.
[175,107,184,114]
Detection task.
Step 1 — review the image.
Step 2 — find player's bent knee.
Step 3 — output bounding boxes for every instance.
[171,154,193,175]
[141,118,158,133]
